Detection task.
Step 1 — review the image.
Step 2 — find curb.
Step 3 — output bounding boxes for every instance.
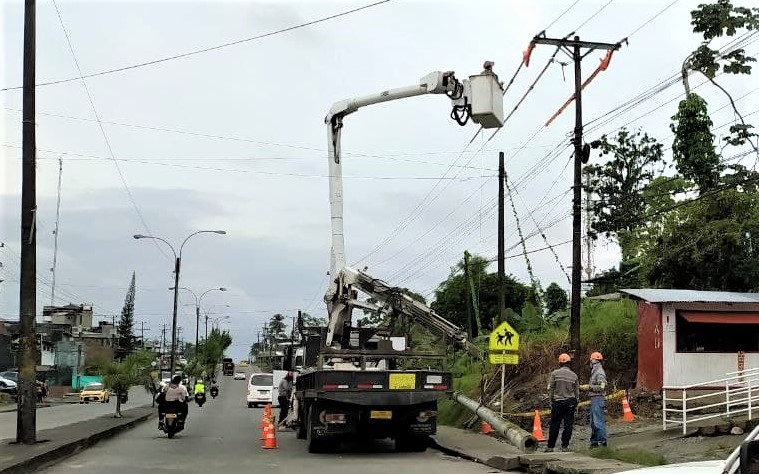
[0,408,153,474]
[430,436,520,472]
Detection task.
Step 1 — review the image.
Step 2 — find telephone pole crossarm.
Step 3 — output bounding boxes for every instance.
[530,36,622,52]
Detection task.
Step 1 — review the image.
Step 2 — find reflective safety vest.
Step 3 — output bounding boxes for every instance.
[194,383,205,394]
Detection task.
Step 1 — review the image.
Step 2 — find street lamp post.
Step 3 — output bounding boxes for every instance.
[133,230,226,375]
[173,287,226,355]
[205,305,230,339]
[211,315,230,331]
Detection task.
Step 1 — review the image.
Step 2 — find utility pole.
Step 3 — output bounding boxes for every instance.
[195,305,200,354]
[161,324,166,363]
[497,151,506,326]
[463,251,473,339]
[17,0,37,445]
[583,171,595,286]
[50,158,62,306]
[531,35,621,371]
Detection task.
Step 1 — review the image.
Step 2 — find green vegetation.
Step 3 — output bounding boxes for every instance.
[184,328,233,380]
[589,446,667,466]
[99,348,155,417]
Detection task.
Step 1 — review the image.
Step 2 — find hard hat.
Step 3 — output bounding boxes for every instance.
[590,351,603,361]
[558,353,571,364]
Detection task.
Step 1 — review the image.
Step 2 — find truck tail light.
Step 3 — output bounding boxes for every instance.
[423,384,448,390]
[325,413,347,424]
[416,410,437,422]
[323,384,350,390]
[356,384,384,389]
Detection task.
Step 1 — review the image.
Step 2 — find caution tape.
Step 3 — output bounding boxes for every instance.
[503,389,628,418]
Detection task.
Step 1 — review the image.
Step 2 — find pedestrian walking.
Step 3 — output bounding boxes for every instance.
[580,351,608,448]
[545,353,579,452]
[277,372,294,428]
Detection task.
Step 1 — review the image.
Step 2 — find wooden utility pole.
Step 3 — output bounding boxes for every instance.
[531,35,620,371]
[497,151,506,327]
[17,0,37,445]
[463,251,473,339]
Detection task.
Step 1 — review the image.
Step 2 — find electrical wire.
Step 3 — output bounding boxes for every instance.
[545,0,582,31]
[573,0,614,31]
[52,0,169,260]
[0,0,392,92]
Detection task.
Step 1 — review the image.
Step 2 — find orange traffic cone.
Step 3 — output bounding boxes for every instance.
[621,395,635,422]
[481,421,493,435]
[262,418,278,449]
[532,410,546,442]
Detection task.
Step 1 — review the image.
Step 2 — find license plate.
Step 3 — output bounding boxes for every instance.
[370,410,392,420]
[165,413,177,419]
[259,390,269,394]
[389,373,416,390]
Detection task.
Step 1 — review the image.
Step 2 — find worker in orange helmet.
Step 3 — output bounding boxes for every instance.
[580,351,607,448]
[545,353,579,452]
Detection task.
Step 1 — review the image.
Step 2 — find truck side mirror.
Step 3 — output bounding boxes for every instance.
[740,439,759,474]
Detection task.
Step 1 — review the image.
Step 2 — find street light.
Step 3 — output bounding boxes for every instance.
[171,286,226,355]
[211,315,230,331]
[133,230,226,375]
[204,305,230,339]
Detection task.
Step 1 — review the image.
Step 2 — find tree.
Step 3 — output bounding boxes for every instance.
[673,0,759,190]
[300,312,326,328]
[544,283,568,315]
[100,348,154,417]
[431,253,532,334]
[116,272,137,360]
[267,314,287,341]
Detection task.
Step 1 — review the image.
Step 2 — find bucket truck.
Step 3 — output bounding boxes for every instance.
[294,63,504,453]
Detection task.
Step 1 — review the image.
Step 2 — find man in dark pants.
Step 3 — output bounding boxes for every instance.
[545,353,579,452]
[277,372,294,428]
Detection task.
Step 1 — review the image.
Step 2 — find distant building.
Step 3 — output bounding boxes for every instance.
[43,303,93,329]
[622,289,759,391]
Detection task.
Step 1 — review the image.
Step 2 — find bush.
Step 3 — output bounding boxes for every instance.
[590,446,667,466]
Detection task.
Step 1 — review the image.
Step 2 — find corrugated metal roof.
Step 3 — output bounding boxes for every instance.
[620,289,759,303]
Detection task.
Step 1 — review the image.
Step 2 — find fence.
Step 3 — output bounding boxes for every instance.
[662,367,759,434]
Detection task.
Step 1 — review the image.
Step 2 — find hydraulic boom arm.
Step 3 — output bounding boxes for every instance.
[325,64,504,349]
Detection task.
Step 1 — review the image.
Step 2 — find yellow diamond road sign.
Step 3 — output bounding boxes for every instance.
[489,321,520,352]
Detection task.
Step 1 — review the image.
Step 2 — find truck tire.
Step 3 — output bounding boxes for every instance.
[306,405,328,453]
[395,435,429,452]
[296,404,306,440]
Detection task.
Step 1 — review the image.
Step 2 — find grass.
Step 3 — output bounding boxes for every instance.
[589,447,667,466]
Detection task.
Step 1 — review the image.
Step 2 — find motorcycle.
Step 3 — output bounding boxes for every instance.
[194,391,206,407]
[162,405,186,439]
[209,386,219,399]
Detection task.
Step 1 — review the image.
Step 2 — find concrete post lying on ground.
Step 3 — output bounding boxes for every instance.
[451,391,536,452]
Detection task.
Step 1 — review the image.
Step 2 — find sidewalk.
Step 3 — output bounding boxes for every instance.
[0,406,154,474]
[432,426,642,474]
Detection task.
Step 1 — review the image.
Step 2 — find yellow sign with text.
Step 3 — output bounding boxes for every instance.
[489,353,519,365]
[389,373,416,390]
[489,321,520,351]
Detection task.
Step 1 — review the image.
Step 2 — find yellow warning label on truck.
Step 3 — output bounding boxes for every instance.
[389,373,416,390]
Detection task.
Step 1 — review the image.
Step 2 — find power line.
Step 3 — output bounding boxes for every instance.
[0,0,391,92]
[545,0,581,31]
[574,0,614,31]
[52,0,168,260]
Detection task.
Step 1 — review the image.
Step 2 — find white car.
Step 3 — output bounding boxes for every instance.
[234,372,246,380]
[246,373,273,408]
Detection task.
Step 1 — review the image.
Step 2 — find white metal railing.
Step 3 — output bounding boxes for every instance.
[662,367,759,434]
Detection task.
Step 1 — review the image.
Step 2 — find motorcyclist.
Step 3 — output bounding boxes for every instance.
[158,375,189,430]
[194,378,205,395]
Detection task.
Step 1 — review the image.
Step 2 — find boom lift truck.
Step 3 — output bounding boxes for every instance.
[293,63,504,453]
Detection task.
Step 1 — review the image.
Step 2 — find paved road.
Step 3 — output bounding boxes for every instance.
[40,372,497,474]
[0,386,153,443]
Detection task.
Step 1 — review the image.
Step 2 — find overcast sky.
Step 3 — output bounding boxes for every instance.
[1,0,757,361]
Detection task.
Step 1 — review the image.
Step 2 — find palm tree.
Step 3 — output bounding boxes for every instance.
[100,349,155,418]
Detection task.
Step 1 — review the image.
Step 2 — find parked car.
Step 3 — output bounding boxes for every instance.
[0,371,18,383]
[247,373,273,408]
[79,383,110,403]
[0,375,17,396]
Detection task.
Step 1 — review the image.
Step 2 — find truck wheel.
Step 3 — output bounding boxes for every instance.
[307,406,328,453]
[247,402,254,408]
[296,405,306,440]
[395,436,429,452]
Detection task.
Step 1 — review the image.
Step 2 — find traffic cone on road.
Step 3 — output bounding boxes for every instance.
[621,395,635,422]
[481,421,493,435]
[262,418,278,449]
[532,410,546,442]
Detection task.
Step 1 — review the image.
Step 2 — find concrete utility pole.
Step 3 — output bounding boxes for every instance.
[463,251,473,339]
[531,35,620,372]
[17,0,37,445]
[497,151,506,327]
